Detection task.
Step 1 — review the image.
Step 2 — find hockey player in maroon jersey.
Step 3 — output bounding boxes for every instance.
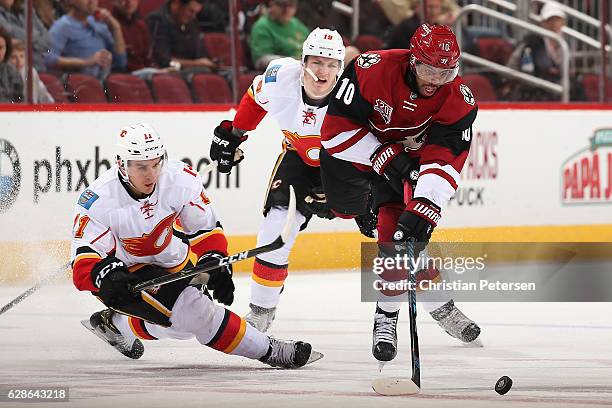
[71,123,322,368]
[319,24,482,362]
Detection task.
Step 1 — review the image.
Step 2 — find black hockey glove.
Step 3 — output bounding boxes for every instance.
[210,120,248,174]
[370,143,419,195]
[304,187,335,219]
[393,197,441,255]
[355,211,377,238]
[91,256,140,308]
[198,251,235,306]
[355,192,377,238]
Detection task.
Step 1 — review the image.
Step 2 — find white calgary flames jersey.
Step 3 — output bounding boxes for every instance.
[71,160,226,292]
[247,57,329,167]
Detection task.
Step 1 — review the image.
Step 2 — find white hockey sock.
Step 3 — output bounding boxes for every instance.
[250,280,283,309]
[249,207,305,308]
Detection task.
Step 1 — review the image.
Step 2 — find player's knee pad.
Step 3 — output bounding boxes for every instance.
[376,203,404,243]
[169,286,219,334]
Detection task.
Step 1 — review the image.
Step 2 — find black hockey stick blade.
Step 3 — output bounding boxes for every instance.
[0,262,70,316]
[131,186,297,293]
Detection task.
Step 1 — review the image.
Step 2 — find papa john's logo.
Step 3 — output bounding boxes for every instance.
[0,139,21,213]
[561,128,612,205]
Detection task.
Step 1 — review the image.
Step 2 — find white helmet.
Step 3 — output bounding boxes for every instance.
[116,122,167,176]
[302,28,345,77]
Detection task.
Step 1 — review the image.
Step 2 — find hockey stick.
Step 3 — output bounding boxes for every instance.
[0,262,70,316]
[371,181,421,396]
[131,185,296,292]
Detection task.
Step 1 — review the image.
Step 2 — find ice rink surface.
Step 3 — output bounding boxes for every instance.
[1,269,611,408]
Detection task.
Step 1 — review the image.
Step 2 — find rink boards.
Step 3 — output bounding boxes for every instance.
[0,105,611,282]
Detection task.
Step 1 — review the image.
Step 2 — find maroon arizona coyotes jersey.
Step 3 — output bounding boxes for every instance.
[320,49,478,207]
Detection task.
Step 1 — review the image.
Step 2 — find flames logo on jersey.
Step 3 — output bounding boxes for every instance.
[357,53,381,69]
[120,212,177,257]
[282,130,321,166]
[302,108,317,125]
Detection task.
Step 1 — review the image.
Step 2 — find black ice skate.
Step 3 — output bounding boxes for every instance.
[81,309,144,359]
[372,305,399,364]
[430,300,482,345]
[245,303,276,333]
[259,337,323,368]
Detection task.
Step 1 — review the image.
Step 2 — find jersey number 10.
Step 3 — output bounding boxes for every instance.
[335,78,355,105]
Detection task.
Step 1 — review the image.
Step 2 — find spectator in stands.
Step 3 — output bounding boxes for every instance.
[0,0,52,71]
[112,0,152,71]
[0,27,23,103]
[249,0,309,70]
[34,0,57,28]
[45,0,127,79]
[385,0,459,49]
[509,1,584,101]
[146,0,218,70]
[197,0,228,32]
[9,39,54,103]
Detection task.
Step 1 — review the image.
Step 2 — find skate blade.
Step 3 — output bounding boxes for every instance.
[462,337,484,348]
[81,320,143,359]
[372,377,421,396]
[306,350,324,365]
[81,319,114,346]
[378,361,387,372]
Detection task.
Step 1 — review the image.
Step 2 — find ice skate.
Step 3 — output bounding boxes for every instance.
[245,303,276,333]
[81,309,144,359]
[430,300,482,346]
[372,305,399,367]
[259,337,323,368]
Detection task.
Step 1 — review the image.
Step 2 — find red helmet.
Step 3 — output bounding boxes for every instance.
[410,24,460,69]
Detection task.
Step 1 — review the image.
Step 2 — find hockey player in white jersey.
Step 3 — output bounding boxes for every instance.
[209,28,377,332]
[71,123,322,368]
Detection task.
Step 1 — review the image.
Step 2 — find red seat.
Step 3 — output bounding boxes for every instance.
[138,0,166,18]
[203,32,246,67]
[106,74,153,103]
[66,74,107,103]
[97,0,113,10]
[462,74,497,102]
[151,74,193,103]
[582,74,612,102]
[38,73,69,103]
[238,72,258,96]
[191,73,232,104]
[354,34,384,52]
[476,38,514,65]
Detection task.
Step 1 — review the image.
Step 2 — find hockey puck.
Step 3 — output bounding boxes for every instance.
[495,376,513,395]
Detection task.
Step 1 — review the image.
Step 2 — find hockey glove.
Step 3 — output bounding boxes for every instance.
[198,251,235,306]
[393,197,441,255]
[91,256,140,308]
[355,192,377,238]
[304,187,335,219]
[355,211,377,238]
[210,120,248,173]
[370,143,419,195]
